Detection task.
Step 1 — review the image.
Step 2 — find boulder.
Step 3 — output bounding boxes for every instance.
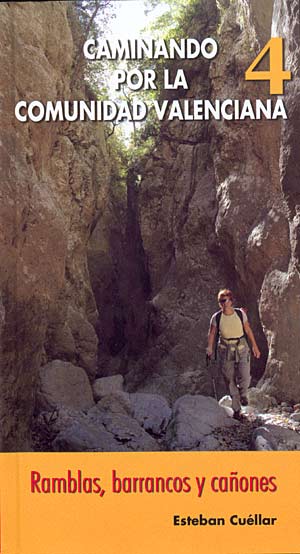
[259,424,300,450]
[93,375,124,400]
[96,392,132,416]
[37,360,95,411]
[46,404,160,452]
[87,407,160,451]
[52,417,125,452]
[165,394,237,450]
[289,412,300,423]
[126,367,214,405]
[129,393,172,435]
[247,387,277,411]
[251,427,278,451]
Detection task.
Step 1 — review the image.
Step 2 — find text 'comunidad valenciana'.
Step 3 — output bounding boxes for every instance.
[15,99,287,123]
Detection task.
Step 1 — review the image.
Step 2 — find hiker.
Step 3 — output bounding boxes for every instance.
[206,289,260,420]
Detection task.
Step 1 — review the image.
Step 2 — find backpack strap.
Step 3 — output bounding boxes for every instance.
[234,308,245,335]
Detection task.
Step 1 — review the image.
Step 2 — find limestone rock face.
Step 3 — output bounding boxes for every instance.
[87,168,151,375]
[209,0,300,402]
[123,0,274,396]
[0,2,110,450]
[258,0,300,402]
[87,182,128,373]
[126,0,227,397]
[209,1,292,397]
[125,0,300,405]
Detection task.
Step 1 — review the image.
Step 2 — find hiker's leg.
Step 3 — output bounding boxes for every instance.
[219,349,241,412]
[236,347,251,398]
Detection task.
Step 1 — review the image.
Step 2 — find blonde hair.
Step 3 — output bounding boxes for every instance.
[217,288,233,302]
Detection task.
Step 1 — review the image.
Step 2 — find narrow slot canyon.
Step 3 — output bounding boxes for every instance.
[1,0,300,452]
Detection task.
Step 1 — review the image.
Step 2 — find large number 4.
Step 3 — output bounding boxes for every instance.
[245,37,291,95]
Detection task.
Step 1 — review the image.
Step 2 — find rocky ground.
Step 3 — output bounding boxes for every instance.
[212,406,300,451]
[31,362,300,452]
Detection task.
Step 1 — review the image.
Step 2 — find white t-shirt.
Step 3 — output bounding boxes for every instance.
[210,309,248,339]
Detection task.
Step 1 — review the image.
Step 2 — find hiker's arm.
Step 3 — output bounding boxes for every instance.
[206,324,216,357]
[243,321,260,358]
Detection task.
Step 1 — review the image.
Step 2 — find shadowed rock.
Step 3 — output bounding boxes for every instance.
[165,394,237,450]
[93,375,124,401]
[50,405,160,452]
[130,393,172,435]
[37,360,95,411]
[251,427,278,451]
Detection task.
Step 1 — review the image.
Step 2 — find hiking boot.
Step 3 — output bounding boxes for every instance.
[240,395,248,406]
[233,410,247,421]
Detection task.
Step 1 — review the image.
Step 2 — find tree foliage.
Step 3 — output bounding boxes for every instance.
[145,0,203,39]
[74,0,115,38]
[74,0,204,186]
[72,0,116,95]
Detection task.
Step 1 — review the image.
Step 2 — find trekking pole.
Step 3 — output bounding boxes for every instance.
[206,354,218,401]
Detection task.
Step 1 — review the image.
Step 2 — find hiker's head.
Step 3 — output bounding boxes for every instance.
[218,289,233,307]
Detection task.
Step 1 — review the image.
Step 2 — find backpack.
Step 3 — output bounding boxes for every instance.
[214,308,245,360]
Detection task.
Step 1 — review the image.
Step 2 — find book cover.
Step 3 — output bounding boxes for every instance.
[1,0,300,553]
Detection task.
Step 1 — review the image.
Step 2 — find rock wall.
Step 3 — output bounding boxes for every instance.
[0,2,110,450]
[259,0,300,402]
[122,0,300,404]
[124,0,227,401]
[210,0,289,389]
[88,167,151,377]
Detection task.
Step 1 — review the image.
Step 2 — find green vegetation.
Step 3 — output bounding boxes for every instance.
[121,0,205,172]
[74,0,205,187]
[73,1,116,97]
[146,0,203,39]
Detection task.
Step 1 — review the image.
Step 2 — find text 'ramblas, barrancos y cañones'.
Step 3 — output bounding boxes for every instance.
[30,469,278,497]
[15,37,290,123]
